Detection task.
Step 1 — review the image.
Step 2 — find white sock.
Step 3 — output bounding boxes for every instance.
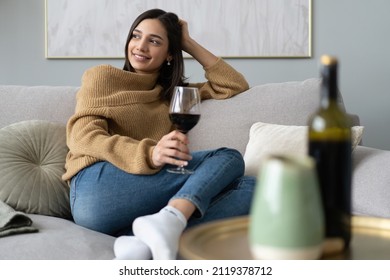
[113,235,152,260]
[133,206,187,260]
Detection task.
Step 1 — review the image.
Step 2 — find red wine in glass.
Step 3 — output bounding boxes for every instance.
[169,113,201,134]
[167,87,201,174]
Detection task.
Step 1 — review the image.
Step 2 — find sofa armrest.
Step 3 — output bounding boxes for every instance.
[352,146,390,218]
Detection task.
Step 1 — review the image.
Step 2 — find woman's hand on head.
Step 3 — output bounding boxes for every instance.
[179,19,195,54]
[178,19,218,68]
[152,130,192,168]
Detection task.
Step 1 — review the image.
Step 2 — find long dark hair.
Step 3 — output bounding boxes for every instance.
[123,9,187,102]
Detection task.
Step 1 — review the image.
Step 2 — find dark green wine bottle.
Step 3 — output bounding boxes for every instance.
[308,55,352,250]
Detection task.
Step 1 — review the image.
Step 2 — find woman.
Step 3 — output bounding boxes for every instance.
[62,9,255,260]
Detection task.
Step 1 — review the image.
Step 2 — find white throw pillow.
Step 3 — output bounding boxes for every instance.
[243,122,364,176]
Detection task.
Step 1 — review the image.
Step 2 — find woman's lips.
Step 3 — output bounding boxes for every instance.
[133,53,150,61]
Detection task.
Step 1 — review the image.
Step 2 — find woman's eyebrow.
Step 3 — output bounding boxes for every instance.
[134,29,164,41]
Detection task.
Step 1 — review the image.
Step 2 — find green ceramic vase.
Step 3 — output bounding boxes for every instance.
[249,154,325,260]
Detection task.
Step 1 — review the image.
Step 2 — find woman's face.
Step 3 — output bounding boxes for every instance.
[127,19,172,74]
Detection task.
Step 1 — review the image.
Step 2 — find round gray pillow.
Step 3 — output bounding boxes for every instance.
[0,120,71,219]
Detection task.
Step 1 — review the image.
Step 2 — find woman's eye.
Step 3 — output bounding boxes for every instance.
[131,33,161,45]
[150,39,161,45]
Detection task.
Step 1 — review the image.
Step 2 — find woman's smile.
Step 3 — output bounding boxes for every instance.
[132,53,151,62]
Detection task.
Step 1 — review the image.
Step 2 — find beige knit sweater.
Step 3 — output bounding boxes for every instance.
[62,58,249,180]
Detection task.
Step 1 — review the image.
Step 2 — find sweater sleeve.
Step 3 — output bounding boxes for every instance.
[189,58,249,100]
[66,108,160,175]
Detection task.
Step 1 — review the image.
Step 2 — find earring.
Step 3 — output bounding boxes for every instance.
[167,60,171,66]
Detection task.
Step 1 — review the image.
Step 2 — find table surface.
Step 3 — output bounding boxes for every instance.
[179,215,390,260]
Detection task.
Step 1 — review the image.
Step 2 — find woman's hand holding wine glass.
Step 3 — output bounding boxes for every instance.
[167,86,201,174]
[152,130,192,169]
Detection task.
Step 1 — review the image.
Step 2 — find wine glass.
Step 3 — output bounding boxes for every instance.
[167,86,201,174]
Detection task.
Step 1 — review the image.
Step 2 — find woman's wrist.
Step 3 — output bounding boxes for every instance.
[182,38,199,58]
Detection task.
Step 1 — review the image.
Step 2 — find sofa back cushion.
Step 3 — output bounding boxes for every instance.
[0,85,78,129]
[189,78,331,154]
[1,79,358,157]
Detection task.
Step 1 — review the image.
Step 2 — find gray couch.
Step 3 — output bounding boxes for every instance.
[0,78,389,259]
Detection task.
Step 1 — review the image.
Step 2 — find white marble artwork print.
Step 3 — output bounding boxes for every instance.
[45,0,311,58]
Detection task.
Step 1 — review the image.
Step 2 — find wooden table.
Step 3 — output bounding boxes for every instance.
[179,215,390,260]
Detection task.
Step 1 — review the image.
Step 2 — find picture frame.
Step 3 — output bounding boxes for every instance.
[45,0,312,59]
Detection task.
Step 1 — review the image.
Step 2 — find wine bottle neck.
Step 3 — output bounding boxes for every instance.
[320,62,339,108]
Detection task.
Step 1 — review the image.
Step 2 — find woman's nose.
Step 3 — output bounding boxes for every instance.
[137,39,148,51]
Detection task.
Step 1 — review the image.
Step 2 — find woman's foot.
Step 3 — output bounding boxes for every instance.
[133,206,187,260]
[113,235,152,260]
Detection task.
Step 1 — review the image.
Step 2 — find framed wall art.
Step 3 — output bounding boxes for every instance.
[45,0,312,58]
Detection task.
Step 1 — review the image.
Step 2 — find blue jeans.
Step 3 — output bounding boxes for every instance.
[70,148,255,236]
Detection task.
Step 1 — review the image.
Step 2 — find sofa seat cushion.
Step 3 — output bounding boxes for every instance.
[0,120,71,219]
[0,214,115,259]
[243,122,365,176]
[352,146,390,218]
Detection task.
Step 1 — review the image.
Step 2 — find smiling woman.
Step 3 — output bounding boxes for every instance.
[62,8,254,261]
